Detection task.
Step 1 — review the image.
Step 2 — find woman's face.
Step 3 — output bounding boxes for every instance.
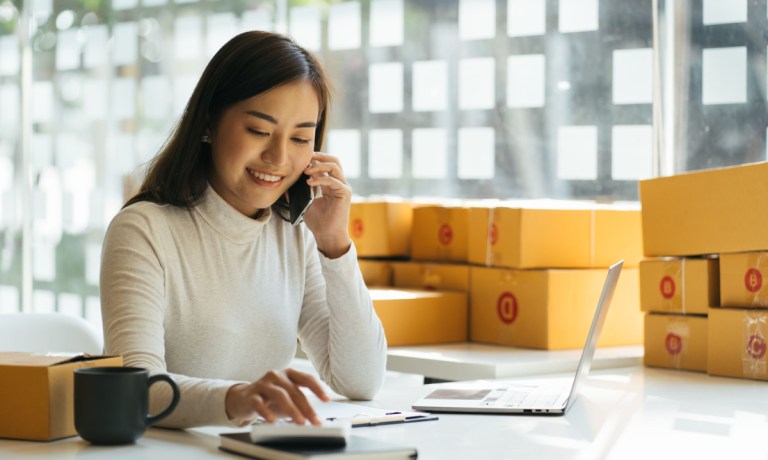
[208,79,319,217]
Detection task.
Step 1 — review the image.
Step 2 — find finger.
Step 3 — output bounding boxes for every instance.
[249,394,277,424]
[307,175,351,198]
[259,383,308,425]
[286,369,331,403]
[311,152,342,168]
[306,161,345,183]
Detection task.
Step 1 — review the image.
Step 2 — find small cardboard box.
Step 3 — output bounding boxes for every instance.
[639,161,768,257]
[358,259,393,287]
[410,206,470,263]
[469,267,642,349]
[467,205,642,269]
[349,200,413,257]
[0,352,123,441]
[719,251,768,308]
[644,313,707,372]
[390,261,470,292]
[707,307,768,381]
[639,258,719,314]
[370,288,468,346]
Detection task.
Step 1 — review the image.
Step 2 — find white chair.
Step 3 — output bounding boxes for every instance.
[0,313,104,354]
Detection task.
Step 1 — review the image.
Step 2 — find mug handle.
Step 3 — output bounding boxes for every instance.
[145,374,181,426]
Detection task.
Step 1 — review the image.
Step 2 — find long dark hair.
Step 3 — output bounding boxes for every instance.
[124,31,331,219]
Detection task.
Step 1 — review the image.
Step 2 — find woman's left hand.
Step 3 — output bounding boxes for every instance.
[301,152,353,259]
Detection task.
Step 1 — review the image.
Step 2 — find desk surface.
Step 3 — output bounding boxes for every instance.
[387,343,643,381]
[3,363,768,459]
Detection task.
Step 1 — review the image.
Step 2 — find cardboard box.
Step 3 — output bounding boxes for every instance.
[391,262,470,292]
[639,258,719,314]
[707,308,768,381]
[469,267,642,349]
[370,288,467,346]
[0,352,123,441]
[349,200,413,257]
[639,161,768,257]
[410,206,470,263]
[720,251,768,308]
[358,259,393,287]
[467,205,642,269]
[644,313,707,372]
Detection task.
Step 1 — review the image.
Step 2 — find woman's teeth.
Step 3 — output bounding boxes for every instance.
[247,168,281,182]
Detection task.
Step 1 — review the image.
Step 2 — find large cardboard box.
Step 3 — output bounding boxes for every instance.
[358,259,393,287]
[720,251,768,308]
[410,206,470,263]
[370,288,467,346]
[639,161,768,257]
[0,352,123,441]
[707,308,768,380]
[469,267,642,349]
[349,200,413,257]
[467,205,642,269]
[391,262,470,292]
[639,258,719,314]
[644,313,707,372]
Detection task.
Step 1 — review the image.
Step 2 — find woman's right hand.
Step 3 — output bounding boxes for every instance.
[225,368,331,426]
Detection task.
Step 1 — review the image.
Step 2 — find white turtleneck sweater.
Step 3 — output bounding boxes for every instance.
[99,185,387,428]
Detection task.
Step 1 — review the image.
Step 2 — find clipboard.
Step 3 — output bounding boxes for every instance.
[316,401,439,427]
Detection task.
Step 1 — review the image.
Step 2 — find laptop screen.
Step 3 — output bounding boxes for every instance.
[564,260,623,411]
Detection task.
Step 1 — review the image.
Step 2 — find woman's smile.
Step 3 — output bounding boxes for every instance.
[246,167,285,187]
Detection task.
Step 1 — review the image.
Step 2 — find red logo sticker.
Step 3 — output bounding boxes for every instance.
[745,268,762,293]
[665,333,682,355]
[497,292,518,325]
[351,219,364,239]
[747,334,767,360]
[438,224,453,246]
[489,223,499,246]
[659,276,675,299]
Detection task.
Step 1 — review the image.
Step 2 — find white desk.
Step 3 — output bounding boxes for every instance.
[296,343,643,382]
[386,343,643,381]
[3,364,768,459]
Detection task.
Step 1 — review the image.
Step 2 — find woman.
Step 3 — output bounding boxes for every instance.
[100,31,387,428]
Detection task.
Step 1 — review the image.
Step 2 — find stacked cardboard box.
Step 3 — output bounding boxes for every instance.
[352,198,644,349]
[638,258,716,372]
[639,161,768,380]
[464,202,643,349]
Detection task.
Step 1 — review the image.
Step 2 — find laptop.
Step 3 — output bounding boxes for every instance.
[412,260,623,415]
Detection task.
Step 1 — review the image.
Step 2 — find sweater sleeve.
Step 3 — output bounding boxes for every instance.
[100,207,242,428]
[296,234,387,400]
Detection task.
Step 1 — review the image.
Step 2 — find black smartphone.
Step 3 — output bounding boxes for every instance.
[288,173,315,225]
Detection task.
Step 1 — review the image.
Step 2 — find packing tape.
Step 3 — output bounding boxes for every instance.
[589,208,596,268]
[680,258,687,315]
[744,252,768,307]
[742,310,768,378]
[485,206,495,267]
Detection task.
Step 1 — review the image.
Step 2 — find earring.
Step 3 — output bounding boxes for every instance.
[201,134,211,143]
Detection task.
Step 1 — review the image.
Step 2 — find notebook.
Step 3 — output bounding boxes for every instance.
[412,260,623,415]
[219,432,418,460]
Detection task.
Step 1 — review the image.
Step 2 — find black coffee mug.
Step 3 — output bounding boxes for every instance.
[74,367,180,444]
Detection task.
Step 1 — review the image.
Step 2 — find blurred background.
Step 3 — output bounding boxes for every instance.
[0,0,765,325]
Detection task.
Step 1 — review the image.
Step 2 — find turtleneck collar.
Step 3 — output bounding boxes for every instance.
[194,184,272,244]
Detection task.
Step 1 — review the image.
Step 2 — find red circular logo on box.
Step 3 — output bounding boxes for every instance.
[665,333,682,355]
[747,334,767,360]
[438,224,453,246]
[351,219,364,239]
[659,276,675,299]
[745,268,762,293]
[497,292,518,325]
[489,223,499,246]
